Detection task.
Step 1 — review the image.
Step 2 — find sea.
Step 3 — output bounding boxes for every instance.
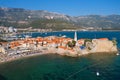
[0,31,120,80]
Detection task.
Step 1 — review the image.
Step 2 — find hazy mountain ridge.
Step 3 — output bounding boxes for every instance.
[0,7,70,21]
[0,7,120,30]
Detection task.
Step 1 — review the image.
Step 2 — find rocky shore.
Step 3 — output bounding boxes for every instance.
[0,35,118,63]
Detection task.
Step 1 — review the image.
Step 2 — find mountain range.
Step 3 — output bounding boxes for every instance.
[0,7,120,30]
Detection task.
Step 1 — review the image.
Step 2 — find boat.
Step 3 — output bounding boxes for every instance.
[23,32,32,38]
[62,35,66,37]
[59,34,62,36]
[96,72,100,76]
[45,32,47,35]
[24,35,32,38]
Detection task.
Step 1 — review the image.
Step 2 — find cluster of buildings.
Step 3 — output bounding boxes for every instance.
[0,26,17,33]
[0,32,118,57]
[0,26,52,33]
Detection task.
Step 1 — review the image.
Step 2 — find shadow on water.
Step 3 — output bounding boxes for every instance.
[0,74,7,80]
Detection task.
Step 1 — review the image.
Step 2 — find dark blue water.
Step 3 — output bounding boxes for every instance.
[0,53,120,80]
[0,31,120,80]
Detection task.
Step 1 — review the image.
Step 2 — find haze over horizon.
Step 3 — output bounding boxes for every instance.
[0,0,120,16]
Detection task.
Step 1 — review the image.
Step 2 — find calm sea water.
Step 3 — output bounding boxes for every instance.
[0,31,120,80]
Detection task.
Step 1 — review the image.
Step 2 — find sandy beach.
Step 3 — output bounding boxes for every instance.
[0,47,118,64]
[0,49,53,64]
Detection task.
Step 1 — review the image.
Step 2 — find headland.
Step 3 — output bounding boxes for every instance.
[0,32,118,63]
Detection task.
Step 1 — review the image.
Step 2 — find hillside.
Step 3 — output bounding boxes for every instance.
[75,15,120,29]
[30,19,77,30]
[0,7,120,30]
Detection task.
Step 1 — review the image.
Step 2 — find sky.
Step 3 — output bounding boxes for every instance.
[0,0,120,16]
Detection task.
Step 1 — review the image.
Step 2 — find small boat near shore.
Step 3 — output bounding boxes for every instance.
[62,35,66,37]
[23,34,32,38]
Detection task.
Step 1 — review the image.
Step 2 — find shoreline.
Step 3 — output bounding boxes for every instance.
[0,50,51,64]
[0,50,118,65]
[0,32,118,64]
[17,30,120,37]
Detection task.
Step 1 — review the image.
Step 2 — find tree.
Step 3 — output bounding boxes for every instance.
[67,40,76,48]
[83,39,92,46]
[112,38,117,46]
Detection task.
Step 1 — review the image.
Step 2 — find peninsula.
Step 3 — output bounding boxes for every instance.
[0,32,118,63]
